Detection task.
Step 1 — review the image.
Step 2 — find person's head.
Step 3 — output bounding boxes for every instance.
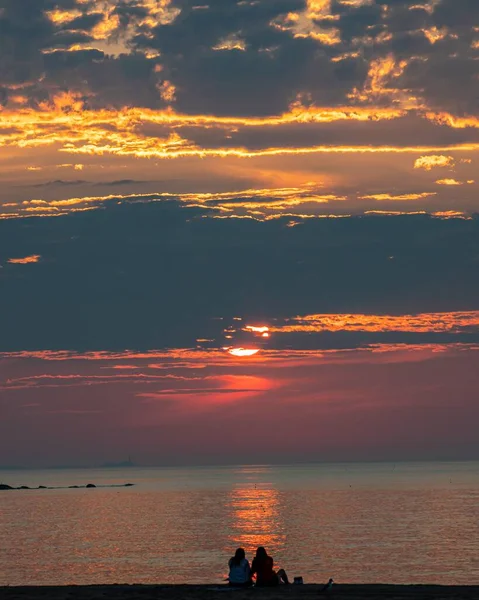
[255,546,267,559]
[231,547,246,565]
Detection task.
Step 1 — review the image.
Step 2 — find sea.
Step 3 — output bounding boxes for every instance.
[1,462,479,587]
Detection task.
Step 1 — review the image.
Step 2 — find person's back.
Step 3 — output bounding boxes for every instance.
[228,548,252,586]
[251,554,275,586]
[251,546,289,586]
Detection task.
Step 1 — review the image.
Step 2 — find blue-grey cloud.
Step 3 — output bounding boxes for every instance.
[1,0,477,116]
[1,200,479,351]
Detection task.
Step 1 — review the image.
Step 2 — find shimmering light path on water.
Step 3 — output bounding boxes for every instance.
[1,463,478,586]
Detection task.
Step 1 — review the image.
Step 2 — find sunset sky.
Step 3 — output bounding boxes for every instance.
[1,0,479,467]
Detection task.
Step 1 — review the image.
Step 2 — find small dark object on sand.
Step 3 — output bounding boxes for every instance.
[319,578,334,594]
[86,483,96,488]
[124,483,134,486]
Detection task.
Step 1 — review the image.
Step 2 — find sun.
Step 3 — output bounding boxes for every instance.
[227,348,260,357]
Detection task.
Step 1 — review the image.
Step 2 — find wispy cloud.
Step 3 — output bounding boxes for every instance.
[435,178,470,186]
[7,255,41,264]
[270,311,479,334]
[359,193,436,201]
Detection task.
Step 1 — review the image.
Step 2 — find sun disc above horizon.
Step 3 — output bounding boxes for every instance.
[227,348,260,357]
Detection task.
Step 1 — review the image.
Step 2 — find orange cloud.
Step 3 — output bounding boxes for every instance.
[2,346,479,380]
[270,311,479,334]
[7,255,41,264]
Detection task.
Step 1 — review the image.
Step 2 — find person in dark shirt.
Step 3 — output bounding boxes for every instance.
[251,546,289,586]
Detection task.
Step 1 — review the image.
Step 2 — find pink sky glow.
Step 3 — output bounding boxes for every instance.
[1,345,478,467]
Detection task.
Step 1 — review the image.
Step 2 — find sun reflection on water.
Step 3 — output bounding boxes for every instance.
[227,467,286,557]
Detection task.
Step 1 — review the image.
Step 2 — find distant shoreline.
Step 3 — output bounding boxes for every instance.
[2,584,479,600]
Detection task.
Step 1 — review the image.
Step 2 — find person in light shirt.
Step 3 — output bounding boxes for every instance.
[228,548,252,587]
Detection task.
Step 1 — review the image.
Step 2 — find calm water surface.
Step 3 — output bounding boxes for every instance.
[1,462,479,586]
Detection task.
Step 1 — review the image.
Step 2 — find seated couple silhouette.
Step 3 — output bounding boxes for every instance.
[228,546,289,587]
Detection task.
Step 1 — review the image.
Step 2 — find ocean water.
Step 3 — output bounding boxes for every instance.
[1,462,479,586]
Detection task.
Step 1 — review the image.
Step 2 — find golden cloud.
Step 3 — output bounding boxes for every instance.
[360,192,436,201]
[435,178,463,185]
[212,35,247,52]
[45,9,82,25]
[2,178,472,220]
[0,183,347,219]
[272,1,341,45]
[0,184,347,219]
[1,98,479,164]
[364,210,427,216]
[422,26,449,44]
[414,155,455,170]
[432,211,471,220]
[348,55,422,110]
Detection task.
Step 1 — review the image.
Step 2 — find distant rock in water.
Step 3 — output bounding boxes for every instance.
[0,484,14,490]
[86,483,96,488]
[101,459,135,468]
[69,485,80,488]
[124,483,134,486]
[38,485,47,489]
[18,485,30,489]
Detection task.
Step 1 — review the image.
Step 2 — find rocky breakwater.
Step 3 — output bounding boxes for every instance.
[0,483,135,490]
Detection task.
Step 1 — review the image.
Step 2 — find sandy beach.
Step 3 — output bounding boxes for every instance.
[2,584,479,600]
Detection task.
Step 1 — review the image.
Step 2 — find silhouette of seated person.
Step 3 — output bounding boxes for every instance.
[251,546,289,586]
[228,547,253,587]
